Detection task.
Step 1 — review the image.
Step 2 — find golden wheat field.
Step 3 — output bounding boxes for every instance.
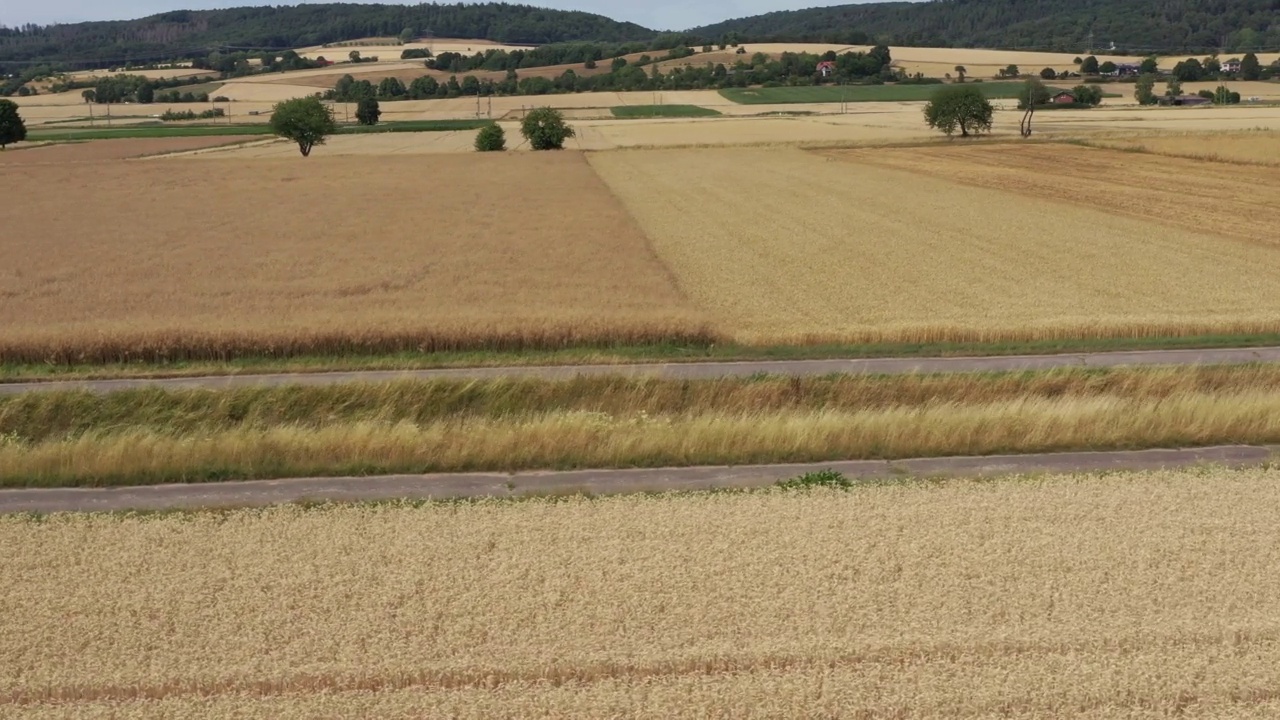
[5,467,1280,717]
[588,145,1280,343]
[0,151,707,364]
[1083,130,1280,166]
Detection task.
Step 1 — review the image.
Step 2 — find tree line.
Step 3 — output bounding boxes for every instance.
[329,46,897,102]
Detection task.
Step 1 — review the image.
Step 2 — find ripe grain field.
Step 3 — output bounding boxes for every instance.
[5,468,1280,717]
[0,150,709,364]
[1082,130,1280,167]
[588,146,1280,343]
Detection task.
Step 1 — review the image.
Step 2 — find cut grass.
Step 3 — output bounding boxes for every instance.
[6,365,1280,487]
[610,104,721,118]
[719,82,1059,105]
[4,332,1280,382]
[26,119,492,141]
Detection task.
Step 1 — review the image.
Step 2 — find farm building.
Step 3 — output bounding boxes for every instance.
[1116,63,1141,76]
[1050,91,1076,104]
[816,61,836,79]
[1221,59,1243,74]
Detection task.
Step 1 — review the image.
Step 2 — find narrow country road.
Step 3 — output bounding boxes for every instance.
[2,446,1274,514]
[3,346,1280,395]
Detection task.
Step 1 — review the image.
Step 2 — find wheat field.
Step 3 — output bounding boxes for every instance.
[0,151,709,364]
[5,467,1280,717]
[588,146,1280,343]
[1083,130,1280,167]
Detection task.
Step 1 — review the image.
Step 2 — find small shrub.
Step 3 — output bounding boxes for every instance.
[475,124,506,152]
[777,470,854,491]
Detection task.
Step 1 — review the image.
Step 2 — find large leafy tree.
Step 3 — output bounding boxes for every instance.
[355,97,381,126]
[269,96,337,157]
[1241,52,1262,80]
[520,107,576,150]
[923,85,993,138]
[0,99,26,150]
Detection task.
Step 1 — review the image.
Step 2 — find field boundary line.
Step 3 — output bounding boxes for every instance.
[2,446,1274,514]
[3,346,1280,395]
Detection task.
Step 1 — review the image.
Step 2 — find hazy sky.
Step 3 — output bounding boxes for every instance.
[3,1,876,31]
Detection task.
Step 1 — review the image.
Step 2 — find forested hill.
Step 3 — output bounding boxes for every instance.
[692,0,1280,54]
[0,3,654,66]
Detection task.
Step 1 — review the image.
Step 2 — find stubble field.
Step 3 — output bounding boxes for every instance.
[5,468,1280,718]
[588,145,1280,343]
[0,151,708,364]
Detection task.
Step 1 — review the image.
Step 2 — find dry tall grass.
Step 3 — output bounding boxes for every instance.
[0,151,709,364]
[5,468,1280,717]
[589,146,1280,343]
[1082,130,1280,167]
[6,387,1280,486]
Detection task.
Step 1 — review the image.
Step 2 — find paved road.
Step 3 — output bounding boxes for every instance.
[4,347,1280,395]
[2,446,1273,514]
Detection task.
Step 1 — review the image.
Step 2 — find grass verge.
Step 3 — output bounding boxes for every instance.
[4,332,1280,382]
[611,105,722,118]
[5,366,1280,487]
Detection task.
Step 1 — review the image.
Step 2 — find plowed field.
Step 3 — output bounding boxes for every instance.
[5,468,1280,718]
[828,143,1280,247]
[589,146,1280,343]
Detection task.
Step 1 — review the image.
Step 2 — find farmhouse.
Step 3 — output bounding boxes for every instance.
[1221,58,1242,74]
[1116,63,1141,76]
[1050,91,1076,104]
[816,61,836,78]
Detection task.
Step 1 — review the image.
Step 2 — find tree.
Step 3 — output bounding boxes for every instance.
[521,107,575,150]
[1135,74,1159,105]
[81,89,96,104]
[398,27,415,44]
[1241,53,1262,81]
[377,76,405,98]
[475,123,506,151]
[1039,67,1056,80]
[1166,77,1183,97]
[1017,78,1050,138]
[584,59,597,69]
[269,96,336,157]
[349,50,362,64]
[1140,56,1159,74]
[1172,58,1204,82]
[0,99,26,150]
[1204,57,1221,76]
[355,97,381,125]
[923,85,993,138]
[953,65,967,82]
[1081,55,1100,74]
[1072,84,1104,106]
[1214,85,1241,105]
[1003,64,1020,77]
[1099,61,1117,75]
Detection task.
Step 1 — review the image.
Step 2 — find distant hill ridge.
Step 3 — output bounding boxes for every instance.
[2,0,1277,69]
[0,2,654,66]
[692,0,1280,54]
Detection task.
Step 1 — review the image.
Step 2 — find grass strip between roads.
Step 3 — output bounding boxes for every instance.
[4,366,1280,488]
[5,333,1280,382]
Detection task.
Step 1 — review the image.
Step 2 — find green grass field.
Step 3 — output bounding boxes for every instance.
[720,82,1043,105]
[611,104,722,118]
[27,118,493,141]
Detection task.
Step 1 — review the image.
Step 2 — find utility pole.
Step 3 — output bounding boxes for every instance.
[1087,31,1094,55]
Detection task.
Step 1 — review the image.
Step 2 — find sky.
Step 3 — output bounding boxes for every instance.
[2,1,877,32]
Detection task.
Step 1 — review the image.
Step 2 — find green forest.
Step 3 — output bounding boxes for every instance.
[0,3,652,66]
[1,0,1278,75]
[693,0,1280,54]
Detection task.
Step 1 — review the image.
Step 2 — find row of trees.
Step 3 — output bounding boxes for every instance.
[330,47,898,102]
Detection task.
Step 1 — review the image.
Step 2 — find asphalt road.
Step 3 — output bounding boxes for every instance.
[3,346,1280,395]
[2,446,1273,514]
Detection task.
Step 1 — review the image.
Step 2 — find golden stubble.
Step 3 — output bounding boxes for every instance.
[4,468,1280,717]
[589,145,1280,343]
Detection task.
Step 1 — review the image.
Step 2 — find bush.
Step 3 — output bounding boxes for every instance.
[474,124,506,152]
[520,107,575,150]
[160,107,226,121]
[776,470,853,491]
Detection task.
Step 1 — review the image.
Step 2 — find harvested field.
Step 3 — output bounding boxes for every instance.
[6,467,1280,717]
[0,137,255,163]
[831,142,1280,247]
[1083,130,1280,167]
[7,366,1280,486]
[589,147,1280,343]
[0,152,707,364]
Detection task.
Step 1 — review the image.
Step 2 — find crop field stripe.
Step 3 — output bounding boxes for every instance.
[718,81,1043,104]
[587,147,1280,343]
[26,119,492,141]
[5,467,1280,715]
[610,105,722,118]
